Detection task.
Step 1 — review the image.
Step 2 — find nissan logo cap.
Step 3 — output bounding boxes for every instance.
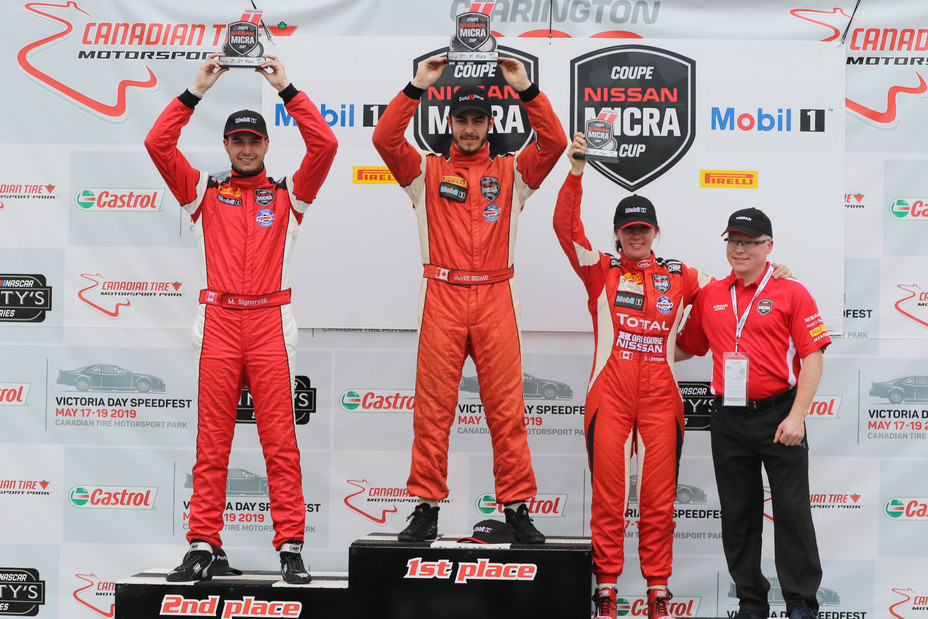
[723,207,772,238]
[613,194,658,229]
[223,109,269,139]
[449,85,492,118]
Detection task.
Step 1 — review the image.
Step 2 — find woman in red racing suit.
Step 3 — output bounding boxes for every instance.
[553,133,712,619]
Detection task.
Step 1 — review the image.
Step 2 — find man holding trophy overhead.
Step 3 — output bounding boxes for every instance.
[145,50,337,584]
[372,49,567,544]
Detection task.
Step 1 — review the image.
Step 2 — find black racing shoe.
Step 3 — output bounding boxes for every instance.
[398,503,439,542]
[279,541,312,585]
[166,540,213,582]
[505,503,546,544]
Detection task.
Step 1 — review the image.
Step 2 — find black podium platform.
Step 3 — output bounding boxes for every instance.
[116,534,593,619]
[350,533,592,619]
[115,571,350,619]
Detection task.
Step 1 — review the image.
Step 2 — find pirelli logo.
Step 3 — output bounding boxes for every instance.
[353,166,397,184]
[699,170,758,188]
[809,324,827,338]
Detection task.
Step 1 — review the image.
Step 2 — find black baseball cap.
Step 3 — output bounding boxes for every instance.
[223,109,268,139]
[449,85,492,118]
[723,208,772,238]
[210,546,243,576]
[457,519,515,544]
[613,195,658,229]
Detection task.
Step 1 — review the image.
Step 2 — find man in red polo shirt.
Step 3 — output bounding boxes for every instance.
[676,208,829,619]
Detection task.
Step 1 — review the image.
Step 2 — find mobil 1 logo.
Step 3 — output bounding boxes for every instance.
[571,45,695,191]
[413,46,538,158]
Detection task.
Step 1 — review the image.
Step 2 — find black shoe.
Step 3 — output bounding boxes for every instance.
[398,503,439,542]
[166,540,213,582]
[279,541,311,585]
[505,503,546,544]
[788,601,817,619]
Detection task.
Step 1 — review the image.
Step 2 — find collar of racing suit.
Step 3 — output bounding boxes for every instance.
[228,168,270,189]
[618,249,657,272]
[447,141,492,167]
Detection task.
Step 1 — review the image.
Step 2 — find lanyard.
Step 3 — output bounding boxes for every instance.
[730,264,773,353]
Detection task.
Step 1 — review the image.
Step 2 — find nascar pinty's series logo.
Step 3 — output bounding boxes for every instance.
[0,275,52,323]
[0,568,46,616]
[570,45,695,190]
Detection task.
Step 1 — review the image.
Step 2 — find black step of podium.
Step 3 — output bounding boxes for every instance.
[349,533,592,619]
[115,571,350,619]
[116,534,593,619]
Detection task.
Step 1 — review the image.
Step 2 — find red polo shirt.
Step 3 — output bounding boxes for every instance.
[677,264,831,401]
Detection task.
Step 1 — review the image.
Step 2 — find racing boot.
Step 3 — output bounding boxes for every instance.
[505,503,546,543]
[166,540,213,582]
[279,541,311,584]
[593,586,618,619]
[647,587,674,619]
[398,503,439,542]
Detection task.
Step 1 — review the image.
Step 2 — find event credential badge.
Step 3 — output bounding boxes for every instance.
[577,109,620,162]
[448,0,498,64]
[219,10,267,68]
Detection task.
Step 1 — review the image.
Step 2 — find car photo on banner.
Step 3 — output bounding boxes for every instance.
[869,375,928,403]
[459,373,573,400]
[57,364,165,393]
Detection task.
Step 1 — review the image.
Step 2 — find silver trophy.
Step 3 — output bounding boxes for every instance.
[219,10,267,68]
[575,110,620,162]
[448,2,498,64]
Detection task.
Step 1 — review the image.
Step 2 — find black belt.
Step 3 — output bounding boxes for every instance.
[714,388,796,412]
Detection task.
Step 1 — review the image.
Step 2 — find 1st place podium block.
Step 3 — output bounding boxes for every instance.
[349,533,592,619]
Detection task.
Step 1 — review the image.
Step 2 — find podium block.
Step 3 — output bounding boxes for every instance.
[349,533,592,619]
[114,570,349,619]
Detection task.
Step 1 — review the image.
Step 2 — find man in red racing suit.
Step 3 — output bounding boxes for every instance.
[372,55,566,543]
[554,133,711,618]
[145,54,337,584]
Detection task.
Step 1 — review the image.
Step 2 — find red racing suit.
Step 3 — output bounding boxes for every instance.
[145,87,337,550]
[553,171,711,584]
[372,83,566,503]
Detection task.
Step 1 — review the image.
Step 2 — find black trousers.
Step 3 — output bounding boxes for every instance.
[710,392,822,615]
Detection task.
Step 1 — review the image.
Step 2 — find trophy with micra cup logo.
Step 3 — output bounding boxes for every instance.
[447,0,498,64]
[219,10,268,68]
[574,109,620,162]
